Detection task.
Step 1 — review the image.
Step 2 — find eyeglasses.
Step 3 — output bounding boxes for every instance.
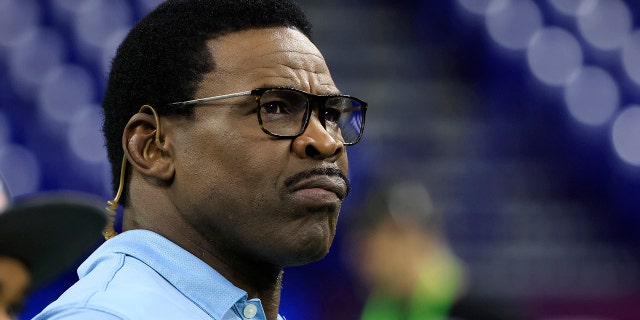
[168,87,368,145]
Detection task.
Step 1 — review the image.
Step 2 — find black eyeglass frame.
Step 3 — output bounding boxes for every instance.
[168,87,368,146]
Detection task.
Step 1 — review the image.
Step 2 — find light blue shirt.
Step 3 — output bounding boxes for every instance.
[33,230,284,320]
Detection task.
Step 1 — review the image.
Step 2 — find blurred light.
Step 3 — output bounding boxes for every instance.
[485,0,543,50]
[136,0,164,15]
[50,0,87,27]
[99,27,129,77]
[51,0,89,15]
[577,0,632,51]
[548,0,596,16]
[74,0,132,50]
[0,144,40,196]
[611,106,640,166]
[37,64,95,124]
[456,0,493,15]
[68,105,107,164]
[564,66,618,126]
[8,28,66,100]
[622,30,640,87]
[527,27,583,86]
[0,0,40,48]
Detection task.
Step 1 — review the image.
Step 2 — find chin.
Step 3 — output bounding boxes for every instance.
[285,229,335,266]
[285,246,331,266]
[276,206,338,266]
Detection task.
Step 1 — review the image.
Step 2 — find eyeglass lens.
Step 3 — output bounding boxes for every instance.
[258,89,365,144]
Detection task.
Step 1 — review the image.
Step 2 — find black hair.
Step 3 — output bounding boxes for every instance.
[102,0,312,204]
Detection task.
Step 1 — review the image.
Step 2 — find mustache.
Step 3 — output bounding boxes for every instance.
[284,167,351,197]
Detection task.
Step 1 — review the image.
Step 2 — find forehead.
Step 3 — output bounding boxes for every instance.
[201,27,337,95]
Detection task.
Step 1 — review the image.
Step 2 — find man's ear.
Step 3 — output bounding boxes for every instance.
[122,112,175,182]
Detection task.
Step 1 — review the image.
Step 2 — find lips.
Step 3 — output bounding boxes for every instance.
[285,168,350,200]
[291,175,348,200]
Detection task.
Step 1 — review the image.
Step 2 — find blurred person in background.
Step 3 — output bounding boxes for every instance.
[345,178,533,320]
[0,175,106,320]
[344,179,467,320]
[35,0,367,319]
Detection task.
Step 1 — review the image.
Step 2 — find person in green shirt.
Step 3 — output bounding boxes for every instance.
[345,179,466,320]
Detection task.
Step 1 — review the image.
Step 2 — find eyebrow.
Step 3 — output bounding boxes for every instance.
[257,84,343,96]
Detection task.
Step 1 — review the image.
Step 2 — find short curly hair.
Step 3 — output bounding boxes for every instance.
[102,0,312,204]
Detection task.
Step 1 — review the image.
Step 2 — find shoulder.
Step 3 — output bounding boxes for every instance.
[32,307,126,320]
[36,230,238,319]
[35,253,205,319]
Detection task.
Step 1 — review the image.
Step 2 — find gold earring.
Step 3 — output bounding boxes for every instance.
[103,105,163,240]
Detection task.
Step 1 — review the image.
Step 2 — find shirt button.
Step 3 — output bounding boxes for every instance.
[243,303,258,319]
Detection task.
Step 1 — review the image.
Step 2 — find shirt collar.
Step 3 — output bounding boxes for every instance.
[79,229,248,319]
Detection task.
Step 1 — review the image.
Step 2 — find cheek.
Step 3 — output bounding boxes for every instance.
[174,118,253,180]
[175,127,287,215]
[340,151,349,173]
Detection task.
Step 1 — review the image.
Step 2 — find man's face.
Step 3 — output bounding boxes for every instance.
[0,257,30,320]
[166,27,349,267]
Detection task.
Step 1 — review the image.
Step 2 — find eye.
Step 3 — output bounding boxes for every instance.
[325,107,343,122]
[325,97,349,122]
[261,101,294,115]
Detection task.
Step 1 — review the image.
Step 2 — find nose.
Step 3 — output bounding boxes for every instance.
[291,115,345,160]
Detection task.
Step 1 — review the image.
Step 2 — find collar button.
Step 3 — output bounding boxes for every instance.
[243,303,258,319]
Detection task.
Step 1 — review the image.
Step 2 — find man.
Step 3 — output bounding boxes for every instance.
[0,175,106,320]
[35,0,367,319]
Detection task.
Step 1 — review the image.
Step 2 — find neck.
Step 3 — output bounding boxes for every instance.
[178,232,285,320]
[124,177,285,320]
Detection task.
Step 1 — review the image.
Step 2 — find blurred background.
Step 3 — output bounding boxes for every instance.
[1,0,640,319]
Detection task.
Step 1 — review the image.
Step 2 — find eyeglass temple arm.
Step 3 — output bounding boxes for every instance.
[168,91,253,107]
